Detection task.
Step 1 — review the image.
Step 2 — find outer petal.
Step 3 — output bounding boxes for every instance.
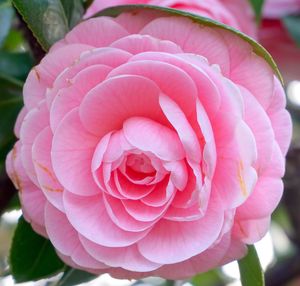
[138,199,224,264]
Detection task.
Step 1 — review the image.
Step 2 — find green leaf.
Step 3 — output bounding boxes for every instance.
[83,0,94,10]
[191,270,225,286]
[10,216,65,282]
[55,267,97,286]
[0,73,23,163]
[238,245,265,286]
[0,0,14,48]
[96,4,282,84]
[283,15,300,46]
[248,0,264,23]
[60,0,84,29]
[0,52,34,80]
[2,29,26,52]
[12,0,69,51]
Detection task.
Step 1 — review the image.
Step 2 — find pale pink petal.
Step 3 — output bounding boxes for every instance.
[111,34,182,54]
[239,85,275,171]
[51,108,100,196]
[229,46,274,110]
[141,177,176,207]
[123,117,185,161]
[122,193,173,222]
[163,160,188,191]
[114,10,163,34]
[64,17,129,47]
[32,127,64,211]
[24,44,92,109]
[268,109,292,157]
[63,190,149,247]
[154,232,231,279]
[233,216,271,244]
[50,64,112,131]
[80,235,161,272]
[45,203,108,269]
[236,176,283,220]
[104,193,156,232]
[14,107,28,138]
[19,101,49,185]
[46,47,131,107]
[108,57,199,120]
[159,95,201,163]
[140,17,230,74]
[79,75,167,136]
[114,171,154,200]
[129,52,221,119]
[138,201,224,264]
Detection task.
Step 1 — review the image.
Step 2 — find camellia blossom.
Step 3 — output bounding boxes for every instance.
[263,0,300,18]
[260,0,300,82]
[85,0,257,38]
[6,9,291,279]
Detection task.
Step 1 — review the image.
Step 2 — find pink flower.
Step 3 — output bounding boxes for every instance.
[85,0,257,38]
[263,0,300,18]
[6,10,291,279]
[259,19,300,82]
[260,0,300,82]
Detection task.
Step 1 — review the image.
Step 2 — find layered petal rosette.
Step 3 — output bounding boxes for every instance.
[6,7,292,279]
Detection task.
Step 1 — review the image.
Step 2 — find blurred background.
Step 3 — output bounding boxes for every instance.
[0,0,300,285]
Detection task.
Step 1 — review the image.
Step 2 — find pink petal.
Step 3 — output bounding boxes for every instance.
[154,232,231,279]
[50,64,112,131]
[103,194,156,232]
[123,117,185,161]
[63,190,149,247]
[64,17,129,47]
[32,127,64,211]
[114,171,154,200]
[159,95,201,163]
[122,193,173,222]
[129,52,221,119]
[236,176,283,220]
[80,235,161,272]
[140,17,230,74]
[111,34,182,54]
[51,108,100,196]
[138,199,224,264]
[79,75,167,136]
[45,203,108,269]
[24,44,92,109]
[233,216,270,244]
[19,101,49,185]
[108,60,199,121]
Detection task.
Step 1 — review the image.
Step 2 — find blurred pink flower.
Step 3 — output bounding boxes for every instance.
[85,0,257,38]
[6,9,291,279]
[263,0,300,18]
[260,0,300,82]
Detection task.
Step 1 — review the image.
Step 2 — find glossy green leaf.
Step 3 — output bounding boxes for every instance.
[248,0,264,23]
[238,245,265,286]
[12,0,69,51]
[60,0,84,29]
[0,74,23,163]
[283,15,300,46]
[55,267,97,286]
[0,0,14,48]
[97,4,282,84]
[0,52,34,80]
[10,216,65,282]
